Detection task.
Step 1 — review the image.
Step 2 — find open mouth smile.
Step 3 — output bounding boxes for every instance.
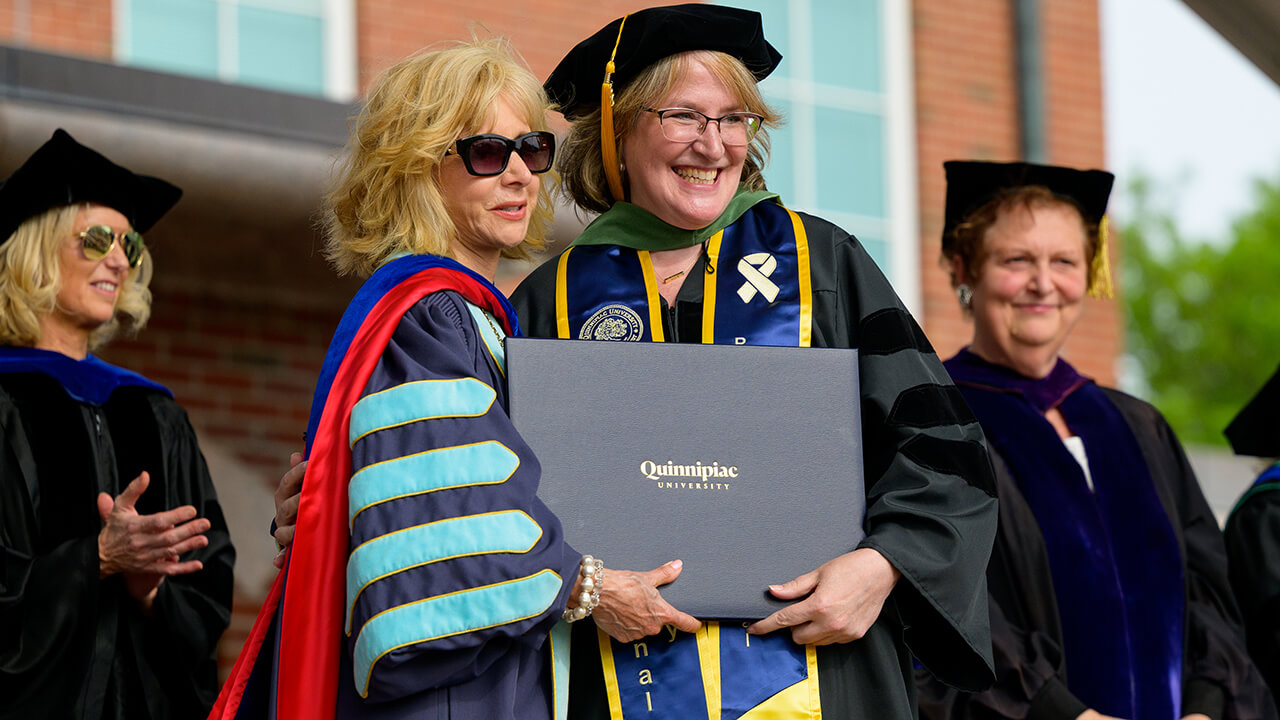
[674,167,718,185]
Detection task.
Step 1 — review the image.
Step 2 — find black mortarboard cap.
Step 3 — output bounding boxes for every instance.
[0,129,182,244]
[1225,362,1280,457]
[544,3,782,119]
[941,160,1114,253]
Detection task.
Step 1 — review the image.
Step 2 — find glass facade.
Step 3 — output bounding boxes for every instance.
[722,0,903,277]
[118,0,348,99]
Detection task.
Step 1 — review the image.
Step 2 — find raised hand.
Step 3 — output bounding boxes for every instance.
[97,471,210,608]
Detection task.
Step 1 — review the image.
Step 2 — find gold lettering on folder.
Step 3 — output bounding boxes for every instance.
[640,459,739,485]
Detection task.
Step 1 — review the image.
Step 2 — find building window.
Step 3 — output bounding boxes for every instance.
[115,0,356,101]
[722,0,920,313]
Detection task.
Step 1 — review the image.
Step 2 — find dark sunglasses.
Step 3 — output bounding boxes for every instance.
[445,131,555,176]
[78,225,146,268]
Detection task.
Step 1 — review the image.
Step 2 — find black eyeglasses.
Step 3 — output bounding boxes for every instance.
[642,108,763,146]
[78,225,145,268]
[445,131,556,177]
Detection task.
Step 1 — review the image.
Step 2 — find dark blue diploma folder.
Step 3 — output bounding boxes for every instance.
[506,337,865,620]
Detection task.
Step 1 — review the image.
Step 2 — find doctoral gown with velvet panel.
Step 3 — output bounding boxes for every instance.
[916,377,1275,720]
[210,256,581,720]
[0,356,234,720]
[511,203,1000,719]
[336,289,580,718]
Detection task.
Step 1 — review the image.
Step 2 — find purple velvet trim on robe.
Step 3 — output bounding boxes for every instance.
[946,350,1184,720]
[943,348,1087,413]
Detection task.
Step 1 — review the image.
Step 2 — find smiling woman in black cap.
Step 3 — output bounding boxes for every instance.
[923,160,1272,720]
[508,5,1000,719]
[0,129,234,719]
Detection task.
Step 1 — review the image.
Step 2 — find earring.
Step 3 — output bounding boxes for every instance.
[956,284,973,309]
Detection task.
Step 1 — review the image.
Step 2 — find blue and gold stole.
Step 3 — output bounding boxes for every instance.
[598,625,819,720]
[554,192,821,719]
[555,194,812,348]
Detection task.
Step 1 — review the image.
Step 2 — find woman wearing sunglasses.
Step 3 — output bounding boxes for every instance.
[504,5,999,720]
[213,38,670,720]
[0,129,234,719]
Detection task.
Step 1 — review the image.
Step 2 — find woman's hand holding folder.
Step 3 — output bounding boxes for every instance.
[747,548,901,645]
[590,559,702,642]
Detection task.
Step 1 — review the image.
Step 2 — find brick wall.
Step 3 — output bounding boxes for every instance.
[1041,0,1122,384]
[100,286,335,477]
[0,0,112,59]
[914,0,1120,385]
[355,1,676,91]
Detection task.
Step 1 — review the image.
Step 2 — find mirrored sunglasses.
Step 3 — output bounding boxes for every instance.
[78,225,146,268]
[446,131,556,177]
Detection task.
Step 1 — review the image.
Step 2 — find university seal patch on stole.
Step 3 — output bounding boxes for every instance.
[580,303,645,341]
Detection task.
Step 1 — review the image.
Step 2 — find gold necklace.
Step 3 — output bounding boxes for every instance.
[659,248,702,284]
[480,309,504,339]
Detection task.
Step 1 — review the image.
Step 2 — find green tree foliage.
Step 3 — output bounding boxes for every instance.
[1121,173,1280,446]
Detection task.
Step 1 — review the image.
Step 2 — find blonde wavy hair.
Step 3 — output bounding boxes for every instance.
[323,37,555,278]
[0,203,153,351]
[558,50,783,215]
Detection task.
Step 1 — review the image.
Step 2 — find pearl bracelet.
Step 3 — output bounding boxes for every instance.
[562,555,605,622]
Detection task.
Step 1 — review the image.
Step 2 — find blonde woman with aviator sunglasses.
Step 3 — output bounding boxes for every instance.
[0,128,234,720]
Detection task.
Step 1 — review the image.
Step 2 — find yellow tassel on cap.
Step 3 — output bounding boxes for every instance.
[1088,215,1114,299]
[600,15,628,203]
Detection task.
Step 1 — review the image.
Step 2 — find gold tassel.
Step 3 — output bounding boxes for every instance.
[600,15,629,203]
[1088,215,1114,299]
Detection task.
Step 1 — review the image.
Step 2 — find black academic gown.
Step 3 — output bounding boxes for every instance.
[0,363,235,720]
[918,387,1275,720]
[1225,463,1280,700]
[511,207,999,719]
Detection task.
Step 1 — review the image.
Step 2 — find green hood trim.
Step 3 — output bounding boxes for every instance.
[572,187,779,251]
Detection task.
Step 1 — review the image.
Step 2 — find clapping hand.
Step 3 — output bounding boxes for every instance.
[97,471,210,610]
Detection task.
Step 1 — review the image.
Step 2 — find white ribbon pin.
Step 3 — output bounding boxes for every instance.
[737,252,780,303]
